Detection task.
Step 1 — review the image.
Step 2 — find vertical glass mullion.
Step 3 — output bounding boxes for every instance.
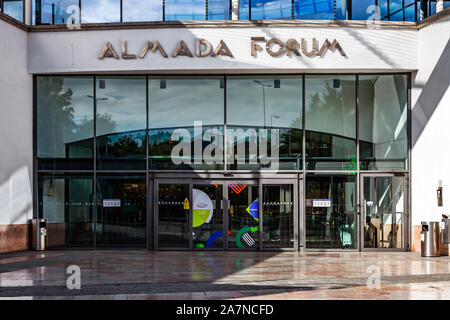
[302,74,306,171]
[93,76,97,248]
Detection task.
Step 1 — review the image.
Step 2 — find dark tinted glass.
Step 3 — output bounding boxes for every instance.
[226,76,303,170]
[37,76,94,170]
[96,76,146,170]
[96,176,146,246]
[306,174,357,249]
[148,76,224,170]
[305,75,356,170]
[38,175,94,247]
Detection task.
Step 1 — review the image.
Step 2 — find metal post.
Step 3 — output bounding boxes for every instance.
[24,0,32,25]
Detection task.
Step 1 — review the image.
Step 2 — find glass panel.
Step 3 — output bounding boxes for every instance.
[3,0,23,21]
[122,0,163,22]
[251,0,292,19]
[305,75,356,170]
[363,176,405,249]
[38,175,94,247]
[445,1,450,9]
[208,0,230,20]
[165,0,206,20]
[37,76,94,170]
[379,0,388,20]
[81,0,120,23]
[158,184,190,248]
[351,0,375,20]
[40,0,79,24]
[359,75,408,170]
[262,184,294,248]
[294,0,334,20]
[239,0,249,19]
[193,184,224,249]
[228,184,259,249]
[404,3,416,21]
[148,76,224,170]
[306,174,357,249]
[96,176,146,246]
[336,0,348,20]
[96,76,146,170]
[226,76,303,170]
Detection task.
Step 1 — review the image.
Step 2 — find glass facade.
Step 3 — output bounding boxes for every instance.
[29,0,447,24]
[37,76,94,170]
[36,74,410,250]
[359,74,408,170]
[96,76,147,170]
[306,174,357,249]
[305,75,356,171]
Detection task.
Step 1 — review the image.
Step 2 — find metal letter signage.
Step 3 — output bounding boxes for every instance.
[98,39,234,60]
[98,38,345,60]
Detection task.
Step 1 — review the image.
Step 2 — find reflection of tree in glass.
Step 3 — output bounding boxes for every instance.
[110,135,145,157]
[77,113,117,138]
[38,77,117,158]
[38,77,76,157]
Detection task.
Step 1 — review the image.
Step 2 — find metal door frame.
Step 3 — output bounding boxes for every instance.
[359,173,409,252]
[154,179,192,251]
[259,179,299,251]
[154,177,303,251]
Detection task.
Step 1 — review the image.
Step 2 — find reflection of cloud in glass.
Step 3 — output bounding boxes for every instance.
[165,0,206,20]
[122,0,163,22]
[149,78,224,128]
[81,0,120,23]
[227,77,302,128]
[96,77,146,135]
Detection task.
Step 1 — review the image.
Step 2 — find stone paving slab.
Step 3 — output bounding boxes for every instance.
[1,250,450,299]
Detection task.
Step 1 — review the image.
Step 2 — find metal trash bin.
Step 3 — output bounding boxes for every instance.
[442,217,450,244]
[421,221,440,257]
[31,218,47,251]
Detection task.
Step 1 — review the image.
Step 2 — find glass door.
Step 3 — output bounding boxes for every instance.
[261,180,298,250]
[226,181,260,250]
[360,174,408,250]
[192,182,225,250]
[156,180,191,249]
[155,179,225,250]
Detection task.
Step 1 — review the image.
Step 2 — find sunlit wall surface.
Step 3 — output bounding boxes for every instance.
[29,0,449,24]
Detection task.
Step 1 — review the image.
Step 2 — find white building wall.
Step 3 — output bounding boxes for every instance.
[27,27,417,73]
[0,19,33,225]
[411,15,450,227]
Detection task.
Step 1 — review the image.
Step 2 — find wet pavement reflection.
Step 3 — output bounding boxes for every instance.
[0,250,450,299]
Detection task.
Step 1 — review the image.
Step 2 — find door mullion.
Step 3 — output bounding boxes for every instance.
[189,182,193,250]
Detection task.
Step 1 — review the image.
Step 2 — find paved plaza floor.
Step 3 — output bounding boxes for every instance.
[1,250,450,300]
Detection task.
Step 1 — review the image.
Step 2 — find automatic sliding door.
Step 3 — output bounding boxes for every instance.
[157,183,190,249]
[193,183,224,249]
[261,183,296,249]
[227,183,259,249]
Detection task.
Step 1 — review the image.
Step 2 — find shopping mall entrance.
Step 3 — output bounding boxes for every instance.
[154,177,300,251]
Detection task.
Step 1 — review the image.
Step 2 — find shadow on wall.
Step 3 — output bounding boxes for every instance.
[0,166,32,225]
[412,39,450,147]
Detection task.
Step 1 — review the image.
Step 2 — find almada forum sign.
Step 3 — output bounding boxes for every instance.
[98,37,347,60]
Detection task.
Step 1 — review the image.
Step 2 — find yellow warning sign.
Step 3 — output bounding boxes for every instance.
[183,198,190,210]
